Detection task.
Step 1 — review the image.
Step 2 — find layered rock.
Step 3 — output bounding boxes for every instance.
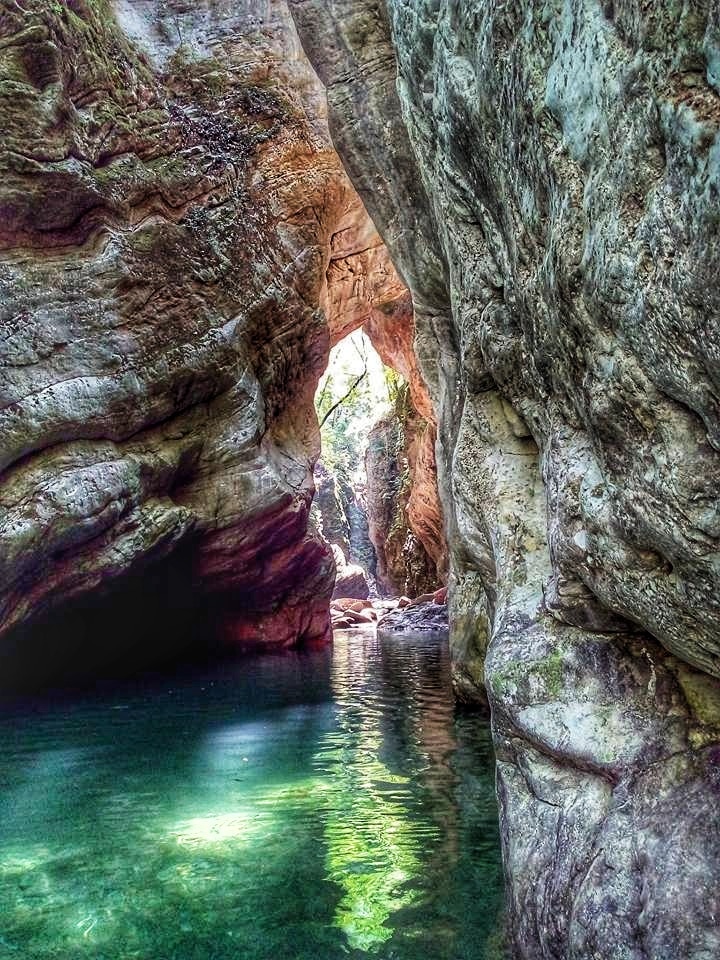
[0,0,341,654]
[0,0,413,660]
[323,192,447,592]
[362,281,448,597]
[288,1,720,956]
[365,381,445,596]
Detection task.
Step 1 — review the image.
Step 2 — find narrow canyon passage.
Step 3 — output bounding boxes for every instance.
[0,631,504,960]
[0,308,502,958]
[2,1,720,958]
[313,329,445,605]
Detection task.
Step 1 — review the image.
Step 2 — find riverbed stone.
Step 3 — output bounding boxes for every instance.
[377,600,448,636]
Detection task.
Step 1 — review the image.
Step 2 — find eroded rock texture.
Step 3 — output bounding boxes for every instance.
[313,460,377,576]
[0,0,410,658]
[288,1,720,956]
[324,193,448,592]
[365,381,445,596]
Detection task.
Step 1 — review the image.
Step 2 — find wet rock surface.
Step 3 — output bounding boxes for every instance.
[288,1,720,956]
[377,599,448,637]
[330,596,378,629]
[330,589,448,635]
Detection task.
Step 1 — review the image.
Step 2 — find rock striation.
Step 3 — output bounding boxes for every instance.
[5,0,720,955]
[0,0,417,658]
[288,1,720,956]
[0,0,350,653]
[365,381,445,597]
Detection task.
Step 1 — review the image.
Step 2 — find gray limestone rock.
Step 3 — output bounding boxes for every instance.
[288,0,720,955]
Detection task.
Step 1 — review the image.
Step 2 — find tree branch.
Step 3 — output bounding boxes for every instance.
[319,367,368,427]
[316,373,332,415]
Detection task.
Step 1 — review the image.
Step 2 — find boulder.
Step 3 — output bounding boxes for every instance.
[330,545,370,601]
[377,602,449,636]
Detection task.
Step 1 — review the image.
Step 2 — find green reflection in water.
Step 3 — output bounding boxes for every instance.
[0,632,505,959]
[323,729,424,951]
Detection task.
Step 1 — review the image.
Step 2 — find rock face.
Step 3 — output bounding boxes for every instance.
[0,0,406,659]
[377,598,448,637]
[323,195,448,594]
[330,543,370,601]
[6,0,720,954]
[313,461,353,561]
[361,250,448,596]
[288,2,720,957]
[313,459,377,583]
[365,382,445,597]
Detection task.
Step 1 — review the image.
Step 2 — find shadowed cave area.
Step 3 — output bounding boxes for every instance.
[0,327,445,695]
[0,537,219,694]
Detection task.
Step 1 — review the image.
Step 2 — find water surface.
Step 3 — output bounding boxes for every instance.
[0,628,505,959]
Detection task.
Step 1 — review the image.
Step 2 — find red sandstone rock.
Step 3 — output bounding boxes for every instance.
[409,592,436,607]
[365,389,447,596]
[0,0,429,657]
[333,598,360,611]
[223,599,332,651]
[330,545,370,601]
[433,587,448,604]
[352,610,376,624]
[321,186,448,600]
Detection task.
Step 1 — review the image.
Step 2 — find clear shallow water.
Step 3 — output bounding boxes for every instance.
[0,629,505,960]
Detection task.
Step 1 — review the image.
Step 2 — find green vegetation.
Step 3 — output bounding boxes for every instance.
[315,332,400,479]
[490,646,565,700]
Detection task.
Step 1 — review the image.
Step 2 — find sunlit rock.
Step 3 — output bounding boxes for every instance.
[0,0,424,654]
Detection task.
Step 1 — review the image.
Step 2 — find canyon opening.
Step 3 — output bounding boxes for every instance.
[1,1,719,959]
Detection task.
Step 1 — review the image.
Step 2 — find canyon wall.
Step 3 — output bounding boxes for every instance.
[324,200,447,593]
[365,381,445,597]
[288,1,720,956]
[5,0,719,954]
[0,0,416,659]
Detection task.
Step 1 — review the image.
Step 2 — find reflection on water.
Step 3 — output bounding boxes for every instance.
[0,629,505,959]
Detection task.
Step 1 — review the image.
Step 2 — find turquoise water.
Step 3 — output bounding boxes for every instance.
[0,628,505,959]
